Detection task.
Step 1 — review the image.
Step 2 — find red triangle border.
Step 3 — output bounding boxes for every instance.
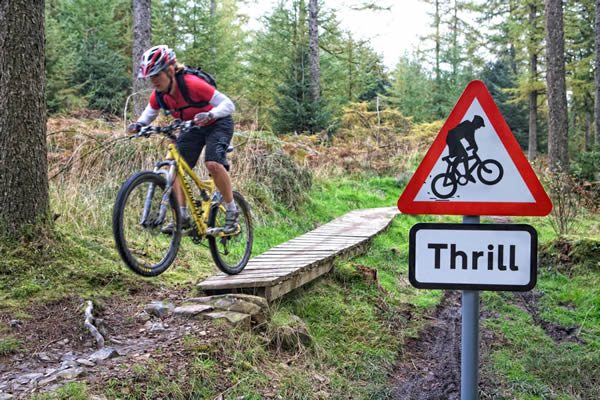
[397,80,552,216]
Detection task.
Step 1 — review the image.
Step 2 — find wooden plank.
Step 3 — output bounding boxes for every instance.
[209,269,299,277]
[199,276,281,289]
[265,260,335,301]
[299,233,371,239]
[274,237,360,247]
[266,247,340,252]
[235,264,326,276]
[251,254,333,260]
[245,259,323,266]
[273,240,361,247]
[275,238,361,243]
[197,207,398,296]
[276,241,362,247]
[206,272,293,280]
[246,259,318,264]
[245,265,306,270]
[284,234,363,240]
[263,248,348,254]
[201,259,335,288]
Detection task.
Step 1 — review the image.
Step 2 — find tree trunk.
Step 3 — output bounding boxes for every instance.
[528,83,538,160]
[583,110,593,151]
[347,36,354,101]
[595,0,600,147]
[527,3,538,160]
[0,0,49,236]
[132,0,152,117]
[434,0,441,83]
[210,0,217,60]
[585,111,592,151]
[544,0,569,170]
[308,0,320,101]
[451,0,458,84]
[509,0,518,74]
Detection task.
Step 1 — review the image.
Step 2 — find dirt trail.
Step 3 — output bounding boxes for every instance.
[390,289,583,399]
[391,291,462,400]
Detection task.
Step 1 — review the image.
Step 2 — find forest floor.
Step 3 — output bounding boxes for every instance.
[1,279,591,399]
[0,286,235,399]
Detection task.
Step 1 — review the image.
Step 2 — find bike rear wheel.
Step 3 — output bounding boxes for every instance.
[208,191,253,275]
[113,171,181,277]
[431,172,458,199]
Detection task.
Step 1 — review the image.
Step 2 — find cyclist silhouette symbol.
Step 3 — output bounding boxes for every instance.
[431,115,504,199]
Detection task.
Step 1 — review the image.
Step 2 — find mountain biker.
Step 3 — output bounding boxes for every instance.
[128,45,238,234]
[445,115,485,183]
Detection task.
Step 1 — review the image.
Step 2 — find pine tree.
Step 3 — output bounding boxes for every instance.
[545,0,569,169]
[0,0,49,236]
[271,0,329,134]
[387,54,434,122]
[308,0,320,102]
[245,3,297,127]
[46,0,131,114]
[565,0,595,152]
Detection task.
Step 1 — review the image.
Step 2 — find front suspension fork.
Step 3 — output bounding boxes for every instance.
[140,163,177,227]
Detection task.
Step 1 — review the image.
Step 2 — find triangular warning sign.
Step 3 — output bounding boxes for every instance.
[398,80,552,216]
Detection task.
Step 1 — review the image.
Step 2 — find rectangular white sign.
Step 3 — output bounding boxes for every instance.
[409,223,537,291]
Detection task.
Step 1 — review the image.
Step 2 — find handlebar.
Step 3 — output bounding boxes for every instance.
[131,119,194,140]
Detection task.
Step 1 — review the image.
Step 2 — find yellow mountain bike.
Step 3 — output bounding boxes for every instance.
[112,120,253,277]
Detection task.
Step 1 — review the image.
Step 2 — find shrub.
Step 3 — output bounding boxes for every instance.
[541,169,580,237]
[236,142,312,210]
[570,149,600,181]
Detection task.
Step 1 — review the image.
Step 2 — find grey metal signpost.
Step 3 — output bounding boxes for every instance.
[461,215,480,400]
[407,221,538,400]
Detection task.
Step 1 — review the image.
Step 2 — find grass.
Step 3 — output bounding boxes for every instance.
[480,222,600,399]
[0,337,23,356]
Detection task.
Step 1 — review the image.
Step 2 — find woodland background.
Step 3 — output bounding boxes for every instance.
[0,1,600,399]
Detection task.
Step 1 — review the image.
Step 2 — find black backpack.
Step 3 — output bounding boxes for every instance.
[156,67,217,115]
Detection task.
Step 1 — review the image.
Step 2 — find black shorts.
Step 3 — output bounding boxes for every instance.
[447,139,467,159]
[176,116,234,170]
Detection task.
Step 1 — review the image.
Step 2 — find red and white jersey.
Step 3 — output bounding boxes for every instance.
[149,74,215,121]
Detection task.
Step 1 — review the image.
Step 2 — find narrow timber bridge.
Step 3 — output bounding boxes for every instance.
[198,207,399,301]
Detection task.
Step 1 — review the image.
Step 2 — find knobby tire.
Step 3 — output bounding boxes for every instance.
[113,171,181,277]
[208,191,253,275]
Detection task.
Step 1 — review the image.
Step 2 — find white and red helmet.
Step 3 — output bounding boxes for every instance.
[138,45,176,78]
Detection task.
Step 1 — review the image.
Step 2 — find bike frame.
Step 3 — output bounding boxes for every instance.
[148,143,225,238]
[445,151,482,182]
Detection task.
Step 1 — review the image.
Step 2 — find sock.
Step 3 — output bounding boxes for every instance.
[225,201,237,212]
[179,207,189,219]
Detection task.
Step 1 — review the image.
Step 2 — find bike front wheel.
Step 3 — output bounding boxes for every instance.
[477,159,503,185]
[113,171,181,277]
[208,191,253,275]
[431,173,458,199]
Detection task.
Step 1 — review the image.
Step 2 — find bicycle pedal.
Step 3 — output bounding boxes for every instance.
[206,227,224,237]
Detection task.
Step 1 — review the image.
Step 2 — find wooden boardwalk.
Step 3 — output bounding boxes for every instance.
[197,207,399,301]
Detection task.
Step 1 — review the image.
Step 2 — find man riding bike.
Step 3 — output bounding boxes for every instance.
[445,115,485,183]
[128,45,239,234]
